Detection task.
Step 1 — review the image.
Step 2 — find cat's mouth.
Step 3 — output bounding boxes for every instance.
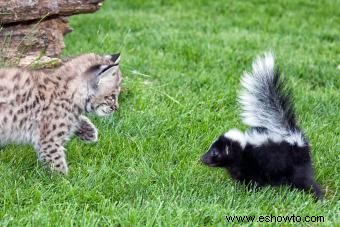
[95,104,115,117]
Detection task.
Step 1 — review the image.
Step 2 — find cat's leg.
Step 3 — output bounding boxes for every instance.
[37,140,68,174]
[36,122,70,174]
[74,115,98,143]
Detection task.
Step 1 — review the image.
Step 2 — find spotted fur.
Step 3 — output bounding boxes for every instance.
[0,53,122,174]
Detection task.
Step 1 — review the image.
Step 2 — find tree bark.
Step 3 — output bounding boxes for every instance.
[0,0,103,25]
[0,0,104,68]
[0,17,70,64]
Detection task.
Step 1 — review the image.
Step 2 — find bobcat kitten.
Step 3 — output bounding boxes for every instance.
[0,53,122,174]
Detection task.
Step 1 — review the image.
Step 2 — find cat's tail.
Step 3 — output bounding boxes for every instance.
[239,52,307,146]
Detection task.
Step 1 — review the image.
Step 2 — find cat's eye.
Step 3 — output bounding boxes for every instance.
[111,94,116,100]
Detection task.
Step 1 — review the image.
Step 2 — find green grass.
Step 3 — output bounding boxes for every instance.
[1,0,339,225]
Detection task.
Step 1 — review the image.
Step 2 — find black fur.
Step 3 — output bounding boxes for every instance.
[201,137,322,199]
[111,53,120,63]
[201,53,322,200]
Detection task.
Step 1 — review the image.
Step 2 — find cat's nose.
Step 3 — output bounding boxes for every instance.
[110,104,118,111]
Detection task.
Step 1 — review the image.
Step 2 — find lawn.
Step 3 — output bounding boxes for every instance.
[1,0,339,225]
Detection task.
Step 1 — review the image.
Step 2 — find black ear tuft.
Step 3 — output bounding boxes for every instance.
[99,64,116,74]
[111,53,120,63]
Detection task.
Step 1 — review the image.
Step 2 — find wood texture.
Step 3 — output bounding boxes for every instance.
[0,18,70,63]
[0,0,103,25]
[0,0,103,67]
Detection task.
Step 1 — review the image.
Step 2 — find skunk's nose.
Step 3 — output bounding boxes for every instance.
[200,154,208,164]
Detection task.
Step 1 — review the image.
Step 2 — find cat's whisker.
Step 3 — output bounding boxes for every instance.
[148,87,183,106]
[131,69,152,78]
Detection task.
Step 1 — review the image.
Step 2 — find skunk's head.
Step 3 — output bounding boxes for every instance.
[201,135,229,167]
[201,129,246,167]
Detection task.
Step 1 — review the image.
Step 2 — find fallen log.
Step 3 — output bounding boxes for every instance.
[0,17,70,66]
[0,0,104,68]
[0,0,103,25]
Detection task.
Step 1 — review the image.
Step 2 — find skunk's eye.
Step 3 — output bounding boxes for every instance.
[212,149,218,157]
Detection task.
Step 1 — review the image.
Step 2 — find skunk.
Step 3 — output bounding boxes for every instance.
[201,53,323,199]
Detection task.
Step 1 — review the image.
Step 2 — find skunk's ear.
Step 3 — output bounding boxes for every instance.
[87,64,119,87]
[110,53,120,64]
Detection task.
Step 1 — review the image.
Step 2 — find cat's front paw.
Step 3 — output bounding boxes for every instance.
[75,116,98,143]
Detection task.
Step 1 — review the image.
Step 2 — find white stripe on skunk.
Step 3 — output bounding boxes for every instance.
[239,52,306,147]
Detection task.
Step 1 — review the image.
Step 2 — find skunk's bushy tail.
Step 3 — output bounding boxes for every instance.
[239,53,306,146]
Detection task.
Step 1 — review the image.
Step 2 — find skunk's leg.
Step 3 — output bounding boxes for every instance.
[291,167,323,200]
[310,181,323,200]
[293,179,323,200]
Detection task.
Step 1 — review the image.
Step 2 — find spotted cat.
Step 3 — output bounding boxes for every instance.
[0,53,122,174]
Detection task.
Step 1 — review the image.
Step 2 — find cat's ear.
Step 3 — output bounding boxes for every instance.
[87,64,119,87]
[97,64,119,85]
[110,53,120,64]
[105,53,120,64]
